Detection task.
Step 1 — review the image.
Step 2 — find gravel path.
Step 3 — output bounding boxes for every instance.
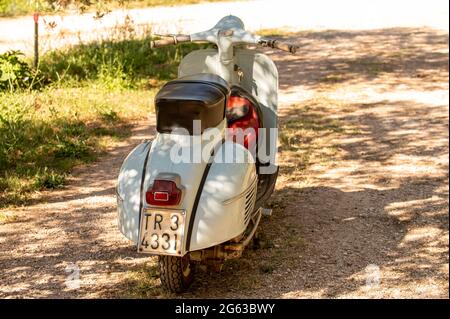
[0,26,448,298]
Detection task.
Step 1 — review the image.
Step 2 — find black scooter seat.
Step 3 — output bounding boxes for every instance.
[155,73,230,135]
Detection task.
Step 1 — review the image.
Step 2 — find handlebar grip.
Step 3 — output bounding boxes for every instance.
[260,39,299,54]
[150,35,191,48]
[272,40,299,54]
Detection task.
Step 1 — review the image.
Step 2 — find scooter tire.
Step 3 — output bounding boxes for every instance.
[158,254,194,293]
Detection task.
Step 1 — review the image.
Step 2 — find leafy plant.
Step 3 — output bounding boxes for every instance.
[0,51,33,91]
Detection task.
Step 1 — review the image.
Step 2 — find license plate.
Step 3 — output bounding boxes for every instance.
[138,209,185,256]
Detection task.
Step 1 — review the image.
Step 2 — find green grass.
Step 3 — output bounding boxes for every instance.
[0,87,132,206]
[38,36,203,88]
[0,35,209,207]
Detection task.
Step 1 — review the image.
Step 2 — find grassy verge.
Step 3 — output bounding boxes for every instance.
[0,36,208,208]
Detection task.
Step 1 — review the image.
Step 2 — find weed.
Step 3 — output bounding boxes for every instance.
[98,107,120,123]
[33,168,66,189]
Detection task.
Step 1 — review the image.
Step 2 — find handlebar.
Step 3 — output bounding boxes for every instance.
[258,38,299,54]
[150,35,191,48]
[150,33,299,54]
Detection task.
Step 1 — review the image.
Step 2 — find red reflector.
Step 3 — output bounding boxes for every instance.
[154,192,169,201]
[146,180,181,206]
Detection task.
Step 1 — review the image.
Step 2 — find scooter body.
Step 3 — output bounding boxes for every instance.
[116,15,296,292]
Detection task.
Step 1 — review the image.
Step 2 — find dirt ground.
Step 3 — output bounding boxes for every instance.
[0,27,448,298]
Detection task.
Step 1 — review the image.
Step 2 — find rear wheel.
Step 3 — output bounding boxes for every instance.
[158,254,194,293]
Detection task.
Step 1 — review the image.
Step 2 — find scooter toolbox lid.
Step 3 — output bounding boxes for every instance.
[155,73,230,135]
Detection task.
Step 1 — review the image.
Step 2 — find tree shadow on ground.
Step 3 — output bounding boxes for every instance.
[266,27,448,93]
[182,93,448,298]
[185,179,447,298]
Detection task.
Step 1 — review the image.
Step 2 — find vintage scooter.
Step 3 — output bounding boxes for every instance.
[116,15,297,292]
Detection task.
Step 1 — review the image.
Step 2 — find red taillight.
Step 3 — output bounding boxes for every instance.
[146,180,181,206]
[226,96,260,150]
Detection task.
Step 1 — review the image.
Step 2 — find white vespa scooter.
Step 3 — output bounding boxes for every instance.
[116,15,297,292]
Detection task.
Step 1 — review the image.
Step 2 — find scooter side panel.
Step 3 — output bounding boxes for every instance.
[117,140,152,243]
[189,141,257,251]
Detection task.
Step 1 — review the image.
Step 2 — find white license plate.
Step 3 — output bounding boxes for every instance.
[138,209,185,256]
